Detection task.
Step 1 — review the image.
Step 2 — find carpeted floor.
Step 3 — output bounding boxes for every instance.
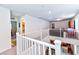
[0,46,16,55]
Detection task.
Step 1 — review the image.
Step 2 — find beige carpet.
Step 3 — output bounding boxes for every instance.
[0,47,16,55]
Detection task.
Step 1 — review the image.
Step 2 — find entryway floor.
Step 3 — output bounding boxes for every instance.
[0,46,16,55]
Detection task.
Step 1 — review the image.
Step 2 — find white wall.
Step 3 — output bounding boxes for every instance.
[75,16,78,32]
[75,15,79,32]
[50,20,69,29]
[0,7,11,52]
[20,15,49,38]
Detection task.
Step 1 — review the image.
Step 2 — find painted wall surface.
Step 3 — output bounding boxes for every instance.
[20,15,49,38]
[75,17,78,32]
[0,7,11,52]
[50,20,69,29]
[76,15,79,32]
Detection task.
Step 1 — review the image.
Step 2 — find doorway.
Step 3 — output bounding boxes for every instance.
[11,20,17,47]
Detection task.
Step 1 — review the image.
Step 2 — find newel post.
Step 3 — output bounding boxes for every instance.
[54,40,61,55]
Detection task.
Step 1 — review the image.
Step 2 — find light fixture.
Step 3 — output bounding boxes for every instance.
[48,10,52,20]
[56,18,61,21]
[48,10,51,14]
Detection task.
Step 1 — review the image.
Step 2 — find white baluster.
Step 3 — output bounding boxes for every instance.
[25,38,26,51]
[63,32,66,38]
[28,40,30,55]
[27,40,28,48]
[34,43,37,55]
[19,36,22,54]
[16,33,20,55]
[22,37,24,52]
[29,40,30,48]
[22,38,24,52]
[31,41,34,55]
[38,44,40,55]
[19,34,22,54]
[60,28,61,37]
[26,40,28,54]
[49,47,51,55]
[23,38,25,51]
[43,45,45,55]
[74,45,77,55]
[54,40,61,55]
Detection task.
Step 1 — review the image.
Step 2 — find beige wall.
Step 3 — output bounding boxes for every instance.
[20,15,49,38]
[50,20,69,29]
[0,7,11,52]
[21,15,49,33]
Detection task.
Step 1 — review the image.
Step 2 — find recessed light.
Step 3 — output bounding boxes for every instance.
[48,10,51,14]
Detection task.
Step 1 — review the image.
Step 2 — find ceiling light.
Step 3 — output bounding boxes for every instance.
[56,18,61,21]
[48,10,51,14]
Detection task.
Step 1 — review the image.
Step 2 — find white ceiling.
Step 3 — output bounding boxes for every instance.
[0,4,79,21]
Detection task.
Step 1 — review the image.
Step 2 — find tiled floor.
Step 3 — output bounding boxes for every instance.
[0,46,16,55]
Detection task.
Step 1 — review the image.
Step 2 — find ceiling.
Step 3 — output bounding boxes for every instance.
[0,4,79,21]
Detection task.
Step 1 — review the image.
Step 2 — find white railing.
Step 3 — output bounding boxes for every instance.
[63,31,79,40]
[24,29,50,40]
[16,28,79,55]
[16,33,61,55]
[49,28,79,40]
[20,28,79,40]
